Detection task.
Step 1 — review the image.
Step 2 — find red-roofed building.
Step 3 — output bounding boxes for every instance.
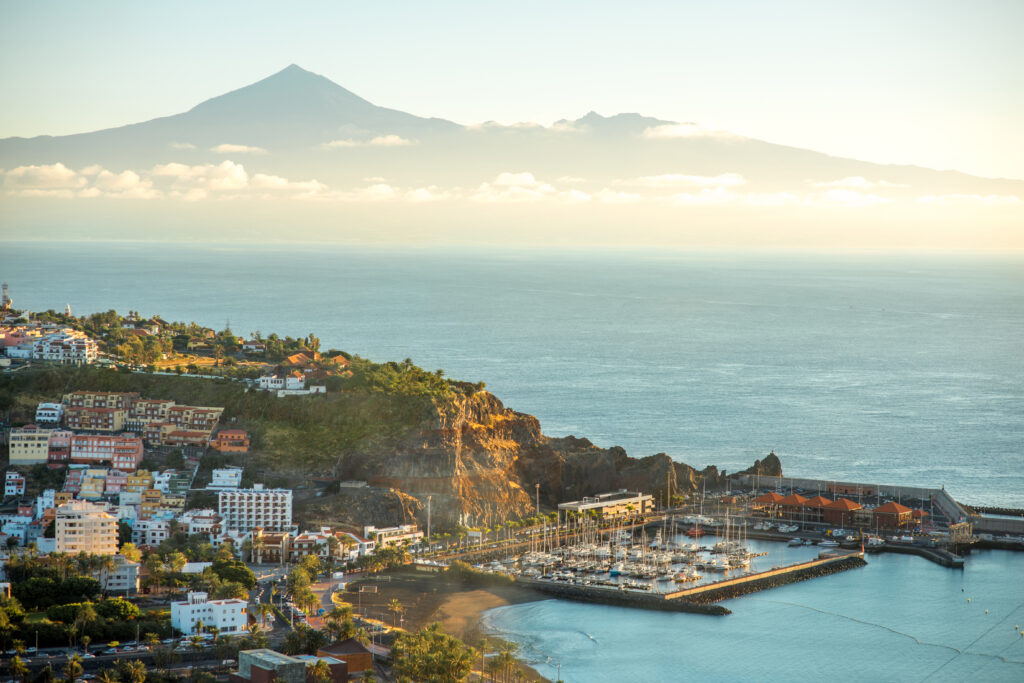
[777,493,809,521]
[823,498,863,526]
[752,491,785,517]
[802,495,834,523]
[874,501,913,529]
[211,430,250,454]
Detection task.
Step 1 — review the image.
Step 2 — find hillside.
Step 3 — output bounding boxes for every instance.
[1,364,780,529]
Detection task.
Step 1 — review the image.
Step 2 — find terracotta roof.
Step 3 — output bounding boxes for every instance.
[827,498,863,511]
[753,492,785,504]
[778,494,809,506]
[318,639,371,657]
[875,501,912,514]
[329,354,351,366]
[803,495,834,508]
[911,509,929,518]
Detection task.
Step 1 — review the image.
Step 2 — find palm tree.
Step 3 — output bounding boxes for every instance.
[7,654,29,683]
[308,660,331,683]
[117,659,146,683]
[80,635,91,655]
[95,668,118,683]
[63,655,83,683]
[387,599,404,628]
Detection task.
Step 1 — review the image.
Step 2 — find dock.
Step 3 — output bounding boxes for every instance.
[517,550,866,615]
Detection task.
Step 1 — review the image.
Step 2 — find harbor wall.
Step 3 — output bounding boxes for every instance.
[665,551,866,602]
[970,516,1024,535]
[516,577,730,615]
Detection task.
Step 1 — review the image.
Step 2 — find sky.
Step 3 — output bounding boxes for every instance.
[1,0,1023,180]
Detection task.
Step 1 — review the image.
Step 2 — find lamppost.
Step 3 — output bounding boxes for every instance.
[535,483,540,517]
[427,495,432,544]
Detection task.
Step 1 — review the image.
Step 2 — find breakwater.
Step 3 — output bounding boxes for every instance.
[668,551,867,603]
[517,577,730,615]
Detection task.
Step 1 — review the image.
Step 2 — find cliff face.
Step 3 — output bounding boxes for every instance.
[347,391,781,528]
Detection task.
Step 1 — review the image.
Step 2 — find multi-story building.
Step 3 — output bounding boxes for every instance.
[180,509,223,537]
[218,484,293,533]
[171,591,248,636]
[125,470,154,493]
[334,532,375,559]
[258,372,305,392]
[63,391,140,409]
[132,518,171,547]
[48,430,73,463]
[168,406,224,431]
[78,469,108,500]
[33,331,98,365]
[70,434,144,471]
[164,430,212,448]
[153,469,192,497]
[63,469,85,494]
[289,528,337,562]
[363,524,424,548]
[4,471,26,497]
[9,425,53,465]
[250,529,291,564]
[55,500,118,555]
[557,489,655,519]
[126,399,176,431]
[208,467,243,490]
[35,488,56,518]
[211,430,250,454]
[65,407,129,433]
[139,489,163,520]
[93,554,140,594]
[35,402,65,424]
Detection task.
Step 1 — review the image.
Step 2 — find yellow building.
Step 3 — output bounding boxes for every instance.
[557,489,655,519]
[78,469,109,500]
[125,470,154,493]
[9,426,53,465]
[140,489,162,520]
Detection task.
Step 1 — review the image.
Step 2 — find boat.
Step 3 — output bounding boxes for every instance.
[819,539,839,548]
[788,538,804,547]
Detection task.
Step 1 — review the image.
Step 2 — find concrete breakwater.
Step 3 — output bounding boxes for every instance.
[673,553,867,604]
[517,577,731,615]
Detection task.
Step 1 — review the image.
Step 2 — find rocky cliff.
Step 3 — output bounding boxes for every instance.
[344,390,781,528]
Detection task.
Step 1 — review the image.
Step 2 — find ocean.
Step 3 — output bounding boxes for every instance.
[3,241,1023,680]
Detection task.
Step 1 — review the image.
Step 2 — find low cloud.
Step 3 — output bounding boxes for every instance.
[169,142,197,150]
[593,189,641,204]
[916,193,1021,206]
[323,135,417,148]
[4,162,85,189]
[811,176,910,189]
[642,123,741,140]
[473,171,557,203]
[803,189,891,207]
[626,173,748,188]
[211,143,267,154]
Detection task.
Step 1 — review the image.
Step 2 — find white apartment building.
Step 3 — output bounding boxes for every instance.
[55,500,118,555]
[32,330,98,365]
[93,554,140,594]
[35,402,64,424]
[36,488,56,518]
[9,426,53,465]
[180,508,223,536]
[171,591,248,636]
[257,373,305,391]
[208,467,243,490]
[131,518,172,547]
[336,531,375,558]
[363,524,424,548]
[218,484,292,532]
[4,472,26,497]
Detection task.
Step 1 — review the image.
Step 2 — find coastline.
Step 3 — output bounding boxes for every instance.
[347,571,550,680]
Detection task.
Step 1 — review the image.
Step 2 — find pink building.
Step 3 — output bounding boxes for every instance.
[48,430,73,464]
[104,469,129,494]
[70,434,144,471]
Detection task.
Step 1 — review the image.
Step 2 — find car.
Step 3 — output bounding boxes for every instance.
[102,648,119,655]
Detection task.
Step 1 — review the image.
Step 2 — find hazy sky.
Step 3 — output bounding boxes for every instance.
[1,0,1022,180]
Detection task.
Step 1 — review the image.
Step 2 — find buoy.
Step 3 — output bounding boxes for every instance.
[985,610,989,614]
[967,598,971,602]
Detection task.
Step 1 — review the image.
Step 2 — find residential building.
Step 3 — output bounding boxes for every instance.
[35,488,56,518]
[168,405,223,431]
[241,340,266,354]
[140,489,163,519]
[55,500,118,555]
[219,484,293,532]
[63,391,140,409]
[105,469,129,494]
[318,640,371,676]
[208,467,243,490]
[70,434,144,471]
[32,330,98,365]
[35,402,64,424]
[65,406,128,432]
[211,430,250,454]
[258,372,306,392]
[335,532,374,559]
[132,518,172,547]
[78,469,108,500]
[181,508,223,537]
[63,468,85,494]
[93,554,140,594]
[289,529,336,562]
[250,529,291,564]
[9,425,53,465]
[363,524,423,548]
[557,489,655,518]
[126,399,175,430]
[125,470,154,493]
[153,469,192,497]
[164,430,212,448]
[4,471,26,497]
[171,591,248,636]
[48,430,73,463]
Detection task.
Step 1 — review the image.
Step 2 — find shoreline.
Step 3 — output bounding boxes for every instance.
[346,571,551,681]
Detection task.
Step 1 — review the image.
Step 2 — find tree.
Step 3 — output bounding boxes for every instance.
[391,623,476,683]
[388,598,405,628]
[120,543,142,563]
[95,669,118,683]
[62,655,83,683]
[117,659,147,683]
[308,660,331,683]
[7,655,29,683]
[81,635,91,655]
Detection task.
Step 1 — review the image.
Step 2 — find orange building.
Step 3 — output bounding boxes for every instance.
[802,495,833,524]
[874,501,913,529]
[777,493,809,521]
[211,430,250,454]
[823,498,863,526]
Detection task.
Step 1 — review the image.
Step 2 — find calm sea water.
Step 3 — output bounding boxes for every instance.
[4,241,1023,680]
[3,242,1021,506]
